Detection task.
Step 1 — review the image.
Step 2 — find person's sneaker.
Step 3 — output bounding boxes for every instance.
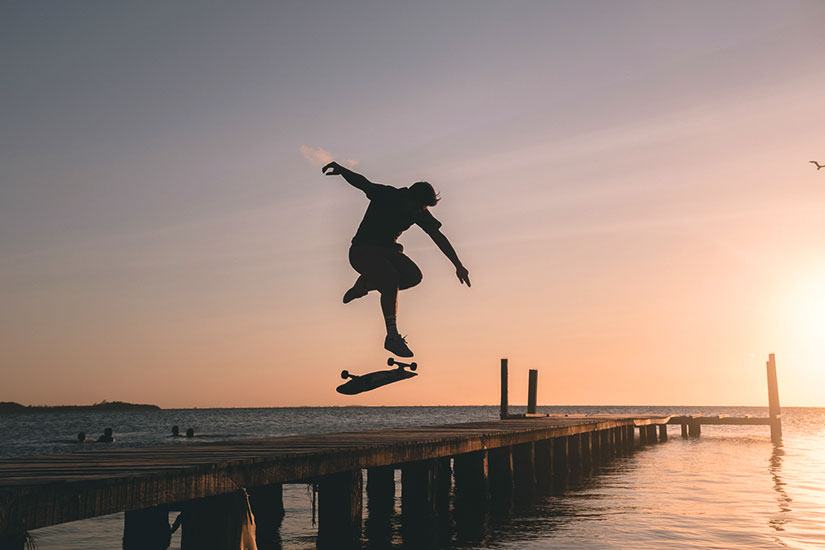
[384,334,414,357]
[343,283,368,304]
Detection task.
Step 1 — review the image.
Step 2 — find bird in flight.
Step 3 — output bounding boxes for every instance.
[810,161,824,170]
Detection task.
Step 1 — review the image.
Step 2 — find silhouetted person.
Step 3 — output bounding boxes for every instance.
[323,161,470,357]
[185,428,195,438]
[169,425,182,437]
[97,427,115,442]
[75,431,93,443]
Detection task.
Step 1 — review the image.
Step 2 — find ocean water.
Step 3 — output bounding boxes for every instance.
[1,406,823,549]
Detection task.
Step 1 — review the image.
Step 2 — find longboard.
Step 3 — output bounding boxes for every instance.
[336,358,418,395]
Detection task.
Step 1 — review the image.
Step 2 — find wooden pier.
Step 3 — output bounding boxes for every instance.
[0,354,782,549]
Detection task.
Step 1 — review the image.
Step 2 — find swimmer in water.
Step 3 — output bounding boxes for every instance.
[97,427,115,442]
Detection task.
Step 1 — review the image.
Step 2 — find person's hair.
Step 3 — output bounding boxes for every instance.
[104,427,113,436]
[77,432,86,441]
[410,181,440,207]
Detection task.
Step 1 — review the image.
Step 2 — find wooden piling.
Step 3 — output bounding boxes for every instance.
[180,493,251,550]
[367,467,395,515]
[590,430,601,467]
[488,446,514,503]
[527,369,538,415]
[552,436,568,482]
[680,423,688,438]
[658,424,668,442]
[317,470,363,550]
[625,425,635,452]
[401,460,438,520]
[512,442,536,497]
[435,457,452,520]
[500,358,509,419]
[767,353,782,443]
[580,432,592,472]
[534,439,553,490]
[600,429,611,460]
[646,425,658,443]
[123,506,170,550]
[638,425,647,446]
[248,484,284,547]
[454,450,488,502]
[688,421,701,438]
[567,434,582,475]
[0,534,26,550]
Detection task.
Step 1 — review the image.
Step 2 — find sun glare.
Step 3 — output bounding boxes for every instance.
[784,272,825,394]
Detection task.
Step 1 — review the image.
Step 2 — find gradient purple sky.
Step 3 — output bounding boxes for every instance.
[2,2,825,407]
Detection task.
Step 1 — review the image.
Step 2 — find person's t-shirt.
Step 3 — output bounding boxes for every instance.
[351,184,442,247]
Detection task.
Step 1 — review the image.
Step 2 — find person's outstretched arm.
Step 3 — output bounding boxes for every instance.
[427,229,471,287]
[323,161,378,194]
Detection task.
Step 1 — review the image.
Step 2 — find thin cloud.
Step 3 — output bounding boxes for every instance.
[299,146,358,168]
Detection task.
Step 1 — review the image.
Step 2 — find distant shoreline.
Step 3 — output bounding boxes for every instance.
[0,401,160,413]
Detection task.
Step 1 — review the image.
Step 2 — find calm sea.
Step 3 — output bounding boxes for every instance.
[1,406,822,549]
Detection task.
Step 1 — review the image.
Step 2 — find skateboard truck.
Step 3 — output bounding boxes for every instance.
[387,357,417,370]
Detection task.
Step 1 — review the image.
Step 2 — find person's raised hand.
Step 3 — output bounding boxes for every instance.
[322,161,342,176]
[456,265,471,287]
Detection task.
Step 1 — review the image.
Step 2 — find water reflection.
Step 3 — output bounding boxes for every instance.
[768,443,792,532]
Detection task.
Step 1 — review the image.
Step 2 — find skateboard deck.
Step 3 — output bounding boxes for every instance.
[336,358,418,395]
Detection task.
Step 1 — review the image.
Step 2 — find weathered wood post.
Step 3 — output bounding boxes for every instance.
[454,451,488,502]
[487,446,514,504]
[638,425,647,446]
[534,439,553,490]
[435,457,452,522]
[680,422,688,438]
[512,442,536,497]
[580,432,592,472]
[767,353,782,443]
[688,420,701,438]
[401,460,438,520]
[658,424,668,442]
[590,430,601,467]
[500,358,509,419]
[600,429,611,460]
[625,425,635,452]
[552,436,568,485]
[365,466,395,547]
[180,492,254,550]
[646,425,658,443]
[567,434,582,475]
[527,369,538,415]
[123,506,170,550]
[453,450,488,541]
[317,470,363,550]
[248,484,284,548]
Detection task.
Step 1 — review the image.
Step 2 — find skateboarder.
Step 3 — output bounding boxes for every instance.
[323,161,471,357]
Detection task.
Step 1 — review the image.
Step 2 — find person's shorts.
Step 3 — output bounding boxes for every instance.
[349,244,422,290]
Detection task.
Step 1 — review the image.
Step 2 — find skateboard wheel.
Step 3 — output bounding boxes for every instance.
[410,363,417,371]
[341,370,349,379]
[387,357,395,366]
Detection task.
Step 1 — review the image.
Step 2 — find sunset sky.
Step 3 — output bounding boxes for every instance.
[2,2,825,408]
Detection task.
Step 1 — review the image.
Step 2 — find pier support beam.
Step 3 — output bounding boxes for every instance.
[590,430,601,467]
[512,442,535,497]
[488,446,514,503]
[625,425,635,452]
[365,467,394,548]
[123,506,170,550]
[638,425,647,446]
[318,470,363,550]
[454,450,488,502]
[401,460,438,520]
[681,423,688,438]
[180,492,253,550]
[658,425,668,442]
[552,436,568,485]
[249,484,284,549]
[567,434,582,476]
[600,429,611,461]
[500,358,509,419]
[0,534,27,550]
[688,421,701,438]
[534,439,552,490]
[767,353,782,443]
[527,369,538,415]
[580,432,592,473]
[646,425,658,444]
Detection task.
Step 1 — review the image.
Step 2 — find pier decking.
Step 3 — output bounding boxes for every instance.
[1,414,667,548]
[0,354,782,549]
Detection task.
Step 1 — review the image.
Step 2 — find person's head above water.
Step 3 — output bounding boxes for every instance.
[104,427,113,436]
[185,428,194,438]
[409,181,439,208]
[171,425,180,436]
[77,432,86,442]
